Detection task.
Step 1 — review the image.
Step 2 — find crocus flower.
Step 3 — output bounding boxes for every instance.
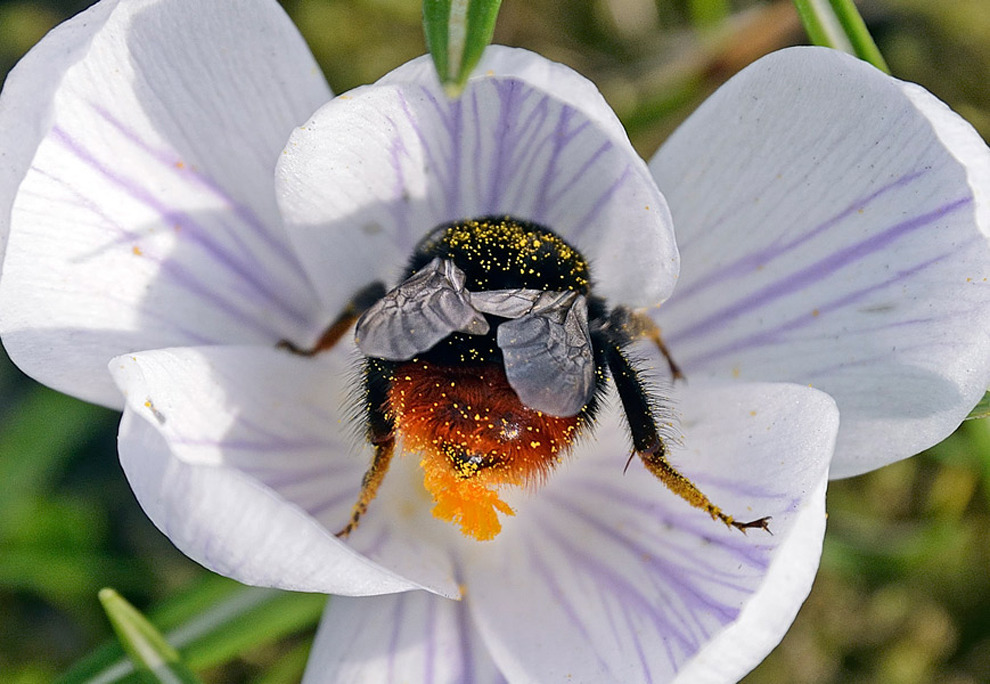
[1,1,988,682]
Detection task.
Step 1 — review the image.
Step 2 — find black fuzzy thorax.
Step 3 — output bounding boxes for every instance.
[363,216,621,438]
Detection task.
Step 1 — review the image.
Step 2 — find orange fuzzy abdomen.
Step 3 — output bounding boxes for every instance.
[388,360,583,539]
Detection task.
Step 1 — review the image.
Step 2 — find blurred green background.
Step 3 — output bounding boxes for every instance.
[2,0,990,682]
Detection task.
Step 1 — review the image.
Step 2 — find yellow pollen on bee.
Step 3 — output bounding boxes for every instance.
[390,360,583,541]
[420,459,516,541]
[435,218,590,291]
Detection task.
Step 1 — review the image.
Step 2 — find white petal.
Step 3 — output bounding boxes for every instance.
[0,0,332,407]
[463,382,835,683]
[650,46,990,477]
[276,51,676,316]
[303,592,505,684]
[379,45,631,146]
[111,345,458,597]
[674,477,826,682]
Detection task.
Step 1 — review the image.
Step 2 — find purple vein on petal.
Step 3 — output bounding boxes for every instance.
[560,474,779,565]
[419,87,457,199]
[799,334,968,383]
[406,85,465,221]
[545,487,766,598]
[396,88,447,223]
[238,460,353,483]
[24,166,288,341]
[670,101,916,256]
[280,477,360,526]
[521,535,613,668]
[669,169,931,306]
[543,496,741,642]
[532,108,589,221]
[90,103,300,265]
[383,113,417,251]
[667,197,973,347]
[387,593,405,682]
[49,126,313,328]
[487,80,530,214]
[532,520,714,675]
[483,83,510,214]
[447,92,464,218]
[538,477,775,671]
[491,84,554,215]
[455,592,475,683]
[542,135,607,222]
[168,436,331,453]
[571,163,634,238]
[677,249,952,370]
[424,593,438,683]
[457,577,504,684]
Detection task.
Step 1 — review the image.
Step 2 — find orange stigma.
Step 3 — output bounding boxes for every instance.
[389,360,582,540]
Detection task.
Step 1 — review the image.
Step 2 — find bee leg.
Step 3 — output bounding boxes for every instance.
[336,435,396,538]
[611,308,684,381]
[601,337,770,534]
[337,359,396,538]
[279,281,387,356]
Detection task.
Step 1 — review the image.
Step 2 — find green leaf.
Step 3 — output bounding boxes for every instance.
[423,0,502,96]
[60,577,326,683]
[98,589,201,684]
[792,0,890,73]
[965,390,990,421]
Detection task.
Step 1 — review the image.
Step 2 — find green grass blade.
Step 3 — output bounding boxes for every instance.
[99,589,201,684]
[792,0,889,73]
[965,390,990,421]
[827,0,890,73]
[59,577,326,683]
[793,0,855,53]
[423,0,502,96]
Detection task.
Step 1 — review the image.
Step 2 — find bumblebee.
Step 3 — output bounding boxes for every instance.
[293,216,769,541]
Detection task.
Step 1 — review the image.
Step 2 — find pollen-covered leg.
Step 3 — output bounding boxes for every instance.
[602,338,770,534]
[336,437,395,538]
[638,444,772,533]
[280,281,386,356]
[613,308,684,380]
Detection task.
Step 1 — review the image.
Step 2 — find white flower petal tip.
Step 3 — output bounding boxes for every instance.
[275,45,677,315]
[651,46,990,477]
[463,382,836,683]
[110,346,460,598]
[0,0,332,408]
[675,474,828,683]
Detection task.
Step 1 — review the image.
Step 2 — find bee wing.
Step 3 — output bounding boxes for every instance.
[355,258,489,360]
[470,288,547,319]
[495,291,595,417]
